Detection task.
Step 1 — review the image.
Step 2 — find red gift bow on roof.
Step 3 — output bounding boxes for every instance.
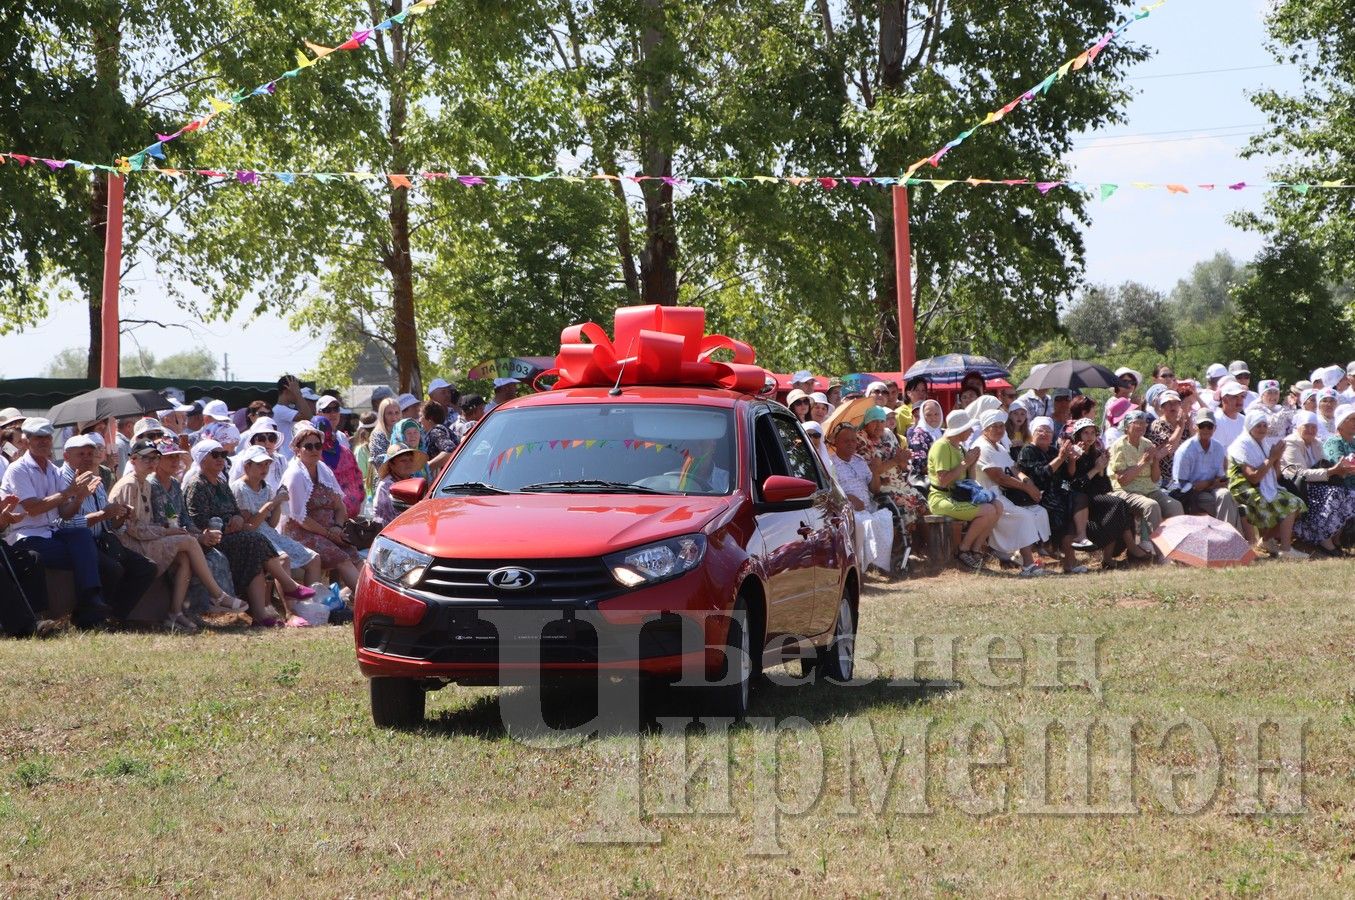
[549,305,767,393]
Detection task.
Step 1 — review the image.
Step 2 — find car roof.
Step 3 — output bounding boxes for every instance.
[498,385,758,410]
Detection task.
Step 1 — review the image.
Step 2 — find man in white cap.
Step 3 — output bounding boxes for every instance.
[1227,360,1259,408]
[1017,363,1053,420]
[0,419,116,628]
[427,378,461,428]
[827,420,895,577]
[1199,363,1229,409]
[486,377,521,413]
[1213,382,1249,451]
[790,370,817,394]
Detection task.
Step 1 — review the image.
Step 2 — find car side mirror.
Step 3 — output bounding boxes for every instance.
[390,477,427,509]
[761,475,817,504]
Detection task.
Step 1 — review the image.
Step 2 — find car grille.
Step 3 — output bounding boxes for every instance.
[412,558,621,605]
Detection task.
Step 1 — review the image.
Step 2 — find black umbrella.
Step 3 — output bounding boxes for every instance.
[1018,360,1120,391]
[46,387,172,428]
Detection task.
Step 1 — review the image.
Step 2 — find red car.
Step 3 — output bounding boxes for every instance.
[354,384,859,727]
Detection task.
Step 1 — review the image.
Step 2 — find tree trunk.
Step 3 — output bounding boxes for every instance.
[638,0,678,306]
[87,15,122,380]
[386,8,420,393]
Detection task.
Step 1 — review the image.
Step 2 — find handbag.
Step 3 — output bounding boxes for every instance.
[342,516,383,550]
[951,478,997,505]
[1001,468,1037,506]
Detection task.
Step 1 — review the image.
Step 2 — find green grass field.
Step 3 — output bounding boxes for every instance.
[2,559,1353,896]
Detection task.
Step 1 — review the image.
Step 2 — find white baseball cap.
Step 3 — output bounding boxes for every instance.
[299,387,321,401]
[202,399,231,422]
[397,392,421,410]
[1221,382,1248,397]
[492,377,520,390]
[239,445,274,466]
[63,434,97,450]
[316,395,341,411]
[791,370,815,384]
[428,377,452,393]
[1205,363,1228,380]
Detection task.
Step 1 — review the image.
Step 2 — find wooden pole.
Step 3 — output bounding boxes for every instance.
[892,184,916,372]
[100,174,124,389]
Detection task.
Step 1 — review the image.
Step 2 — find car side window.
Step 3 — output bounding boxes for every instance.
[752,414,788,496]
[771,415,822,487]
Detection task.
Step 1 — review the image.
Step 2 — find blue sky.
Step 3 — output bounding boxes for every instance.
[0,0,1301,381]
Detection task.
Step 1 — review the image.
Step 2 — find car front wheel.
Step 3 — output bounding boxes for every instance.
[813,592,856,683]
[701,596,755,721]
[370,677,426,729]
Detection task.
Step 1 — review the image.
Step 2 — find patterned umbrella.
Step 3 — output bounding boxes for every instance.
[1150,515,1257,568]
[903,354,1009,386]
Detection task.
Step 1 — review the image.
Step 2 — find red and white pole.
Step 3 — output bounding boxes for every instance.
[100,173,124,389]
[892,184,916,372]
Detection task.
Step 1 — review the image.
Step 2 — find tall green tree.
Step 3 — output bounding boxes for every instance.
[1,0,231,377]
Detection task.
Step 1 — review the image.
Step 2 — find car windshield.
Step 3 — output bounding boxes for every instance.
[437,403,737,496]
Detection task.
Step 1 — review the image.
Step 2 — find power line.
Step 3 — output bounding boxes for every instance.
[1078,123,1267,141]
[1070,130,1263,151]
[1128,62,1289,80]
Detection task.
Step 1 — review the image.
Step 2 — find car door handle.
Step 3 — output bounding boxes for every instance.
[829,516,844,526]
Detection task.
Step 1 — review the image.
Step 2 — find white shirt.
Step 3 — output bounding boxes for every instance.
[272,405,300,459]
[0,452,66,544]
[1213,409,1246,452]
[831,453,875,511]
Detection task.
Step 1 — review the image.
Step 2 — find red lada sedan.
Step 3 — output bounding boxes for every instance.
[354,385,859,727]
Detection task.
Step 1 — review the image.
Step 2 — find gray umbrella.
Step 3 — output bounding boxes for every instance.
[1019,360,1120,391]
[46,387,172,428]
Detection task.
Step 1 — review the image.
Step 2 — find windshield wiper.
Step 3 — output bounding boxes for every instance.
[518,479,673,495]
[440,481,510,495]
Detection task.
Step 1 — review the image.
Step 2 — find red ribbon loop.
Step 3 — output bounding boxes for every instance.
[551,305,767,393]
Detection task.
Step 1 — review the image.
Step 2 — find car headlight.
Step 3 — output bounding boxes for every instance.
[605,534,707,588]
[367,536,434,588]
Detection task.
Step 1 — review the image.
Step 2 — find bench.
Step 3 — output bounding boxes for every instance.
[922,515,962,575]
[42,570,171,623]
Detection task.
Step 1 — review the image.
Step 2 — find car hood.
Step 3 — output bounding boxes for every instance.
[382,493,733,559]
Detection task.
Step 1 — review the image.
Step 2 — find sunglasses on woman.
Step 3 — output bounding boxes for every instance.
[299,442,323,452]
[208,450,230,460]
[252,434,279,444]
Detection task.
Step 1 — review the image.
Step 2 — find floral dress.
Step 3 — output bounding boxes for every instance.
[184,475,279,591]
[906,426,937,483]
[282,481,362,569]
[108,475,202,575]
[861,430,926,530]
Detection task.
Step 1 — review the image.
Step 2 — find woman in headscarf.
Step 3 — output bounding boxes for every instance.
[389,417,432,480]
[907,399,944,484]
[1282,410,1355,555]
[1066,418,1149,567]
[858,405,925,533]
[311,415,365,518]
[1316,390,1340,440]
[964,394,1003,448]
[280,425,362,591]
[972,409,1051,577]
[1321,405,1355,490]
[1016,417,1087,574]
[1228,409,1309,559]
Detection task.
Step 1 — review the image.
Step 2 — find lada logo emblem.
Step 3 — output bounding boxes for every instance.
[487,567,536,590]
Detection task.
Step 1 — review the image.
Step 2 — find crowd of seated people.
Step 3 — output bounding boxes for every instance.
[793,358,1355,577]
[0,374,492,637]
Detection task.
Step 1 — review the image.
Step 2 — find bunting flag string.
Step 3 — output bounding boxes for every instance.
[118,0,441,173]
[1,152,1347,199]
[904,0,1169,180]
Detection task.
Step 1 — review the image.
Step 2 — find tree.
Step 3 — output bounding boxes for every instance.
[1,0,233,377]
[1168,251,1245,325]
[1063,281,1173,354]
[41,346,217,380]
[1227,242,1355,385]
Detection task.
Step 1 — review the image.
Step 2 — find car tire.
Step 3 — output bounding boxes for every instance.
[702,596,756,721]
[809,591,856,683]
[370,677,426,729]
